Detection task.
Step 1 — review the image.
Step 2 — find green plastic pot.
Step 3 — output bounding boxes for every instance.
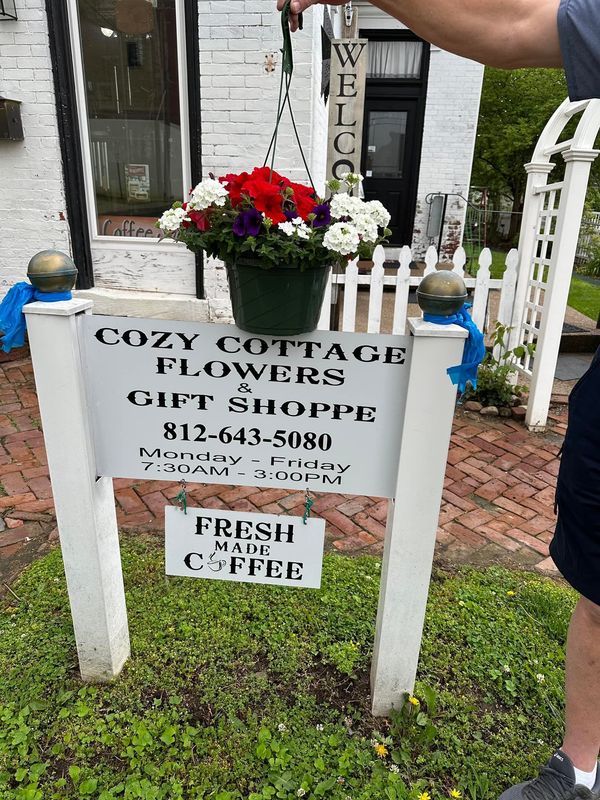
[226,260,331,336]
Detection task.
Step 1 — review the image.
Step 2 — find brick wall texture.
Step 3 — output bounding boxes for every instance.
[0,1,71,291]
[0,3,483,294]
[413,48,484,257]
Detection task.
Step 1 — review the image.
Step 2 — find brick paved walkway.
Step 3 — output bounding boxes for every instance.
[0,347,568,590]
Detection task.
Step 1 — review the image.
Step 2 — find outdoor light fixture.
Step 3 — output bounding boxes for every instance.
[0,0,17,21]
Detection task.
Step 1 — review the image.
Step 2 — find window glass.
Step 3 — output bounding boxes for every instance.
[367,40,423,79]
[77,0,182,237]
[366,110,407,180]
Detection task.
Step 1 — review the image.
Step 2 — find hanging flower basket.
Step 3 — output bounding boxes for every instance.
[157,2,391,336]
[158,169,392,335]
[226,259,330,336]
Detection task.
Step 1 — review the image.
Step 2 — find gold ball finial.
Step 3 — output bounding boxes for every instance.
[27,250,78,293]
[417,270,467,316]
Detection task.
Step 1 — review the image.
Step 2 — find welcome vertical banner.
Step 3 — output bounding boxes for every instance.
[326,39,368,182]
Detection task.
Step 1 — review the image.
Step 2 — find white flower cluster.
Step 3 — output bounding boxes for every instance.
[322,222,360,256]
[353,213,379,244]
[158,206,189,233]
[278,217,311,240]
[330,193,363,220]
[323,177,391,257]
[365,200,392,228]
[188,177,228,210]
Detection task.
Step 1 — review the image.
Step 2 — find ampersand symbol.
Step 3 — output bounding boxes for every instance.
[237,383,252,393]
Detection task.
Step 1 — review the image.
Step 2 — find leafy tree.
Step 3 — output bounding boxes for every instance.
[472,68,568,229]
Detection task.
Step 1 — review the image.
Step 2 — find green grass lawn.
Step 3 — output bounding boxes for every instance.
[464,246,508,280]
[0,539,575,800]
[464,246,600,322]
[568,277,600,322]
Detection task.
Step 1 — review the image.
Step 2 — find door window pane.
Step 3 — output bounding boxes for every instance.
[366,111,407,180]
[77,0,183,237]
[367,41,423,79]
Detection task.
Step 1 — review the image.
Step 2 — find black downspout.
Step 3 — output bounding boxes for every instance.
[184,0,204,299]
[46,0,94,289]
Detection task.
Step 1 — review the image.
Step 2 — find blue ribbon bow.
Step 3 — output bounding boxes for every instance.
[423,303,486,394]
[0,282,72,353]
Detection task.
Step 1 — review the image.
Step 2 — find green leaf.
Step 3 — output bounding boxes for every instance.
[18,788,43,800]
[258,727,272,742]
[28,700,48,711]
[79,778,98,795]
[420,684,438,715]
[314,776,337,795]
[160,726,177,745]
[69,766,81,785]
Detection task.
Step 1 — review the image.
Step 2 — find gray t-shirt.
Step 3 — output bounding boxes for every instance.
[558,0,600,100]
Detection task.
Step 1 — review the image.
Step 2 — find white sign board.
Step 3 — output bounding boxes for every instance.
[81,317,411,497]
[165,506,325,588]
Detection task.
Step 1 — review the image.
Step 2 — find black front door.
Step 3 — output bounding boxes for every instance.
[362,96,420,245]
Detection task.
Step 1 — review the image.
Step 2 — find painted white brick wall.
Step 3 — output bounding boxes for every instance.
[197,0,326,187]
[0,3,71,293]
[413,49,484,258]
[197,0,329,300]
[0,2,483,303]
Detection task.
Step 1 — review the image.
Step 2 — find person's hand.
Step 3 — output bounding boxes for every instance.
[277,0,346,32]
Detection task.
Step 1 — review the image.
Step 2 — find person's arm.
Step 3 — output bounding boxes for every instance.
[279,0,563,70]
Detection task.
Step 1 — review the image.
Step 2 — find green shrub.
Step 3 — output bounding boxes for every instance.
[463,323,533,407]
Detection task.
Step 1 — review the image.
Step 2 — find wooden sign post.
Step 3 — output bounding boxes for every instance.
[326,39,368,181]
[24,300,466,714]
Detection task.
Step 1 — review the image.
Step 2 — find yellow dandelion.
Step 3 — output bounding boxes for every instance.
[408,696,420,706]
[506,591,516,597]
[418,792,431,800]
[450,790,462,798]
[374,743,388,758]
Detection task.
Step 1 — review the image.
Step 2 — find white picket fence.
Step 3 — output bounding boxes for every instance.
[317,243,519,336]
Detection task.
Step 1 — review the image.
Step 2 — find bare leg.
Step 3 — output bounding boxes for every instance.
[562,597,600,772]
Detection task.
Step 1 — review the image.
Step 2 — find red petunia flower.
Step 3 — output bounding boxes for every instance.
[220,171,251,207]
[290,182,317,220]
[250,166,291,188]
[181,202,211,231]
[244,178,287,224]
[188,209,211,231]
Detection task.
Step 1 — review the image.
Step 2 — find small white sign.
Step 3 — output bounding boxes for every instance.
[165,506,325,588]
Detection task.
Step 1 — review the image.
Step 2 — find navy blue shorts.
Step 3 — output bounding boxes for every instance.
[550,348,600,605]
[558,0,600,101]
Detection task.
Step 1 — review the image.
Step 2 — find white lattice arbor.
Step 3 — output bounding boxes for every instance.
[509,98,600,430]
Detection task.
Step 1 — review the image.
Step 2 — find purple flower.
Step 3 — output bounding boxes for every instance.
[232,214,247,237]
[311,203,331,228]
[284,208,297,221]
[233,208,263,237]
